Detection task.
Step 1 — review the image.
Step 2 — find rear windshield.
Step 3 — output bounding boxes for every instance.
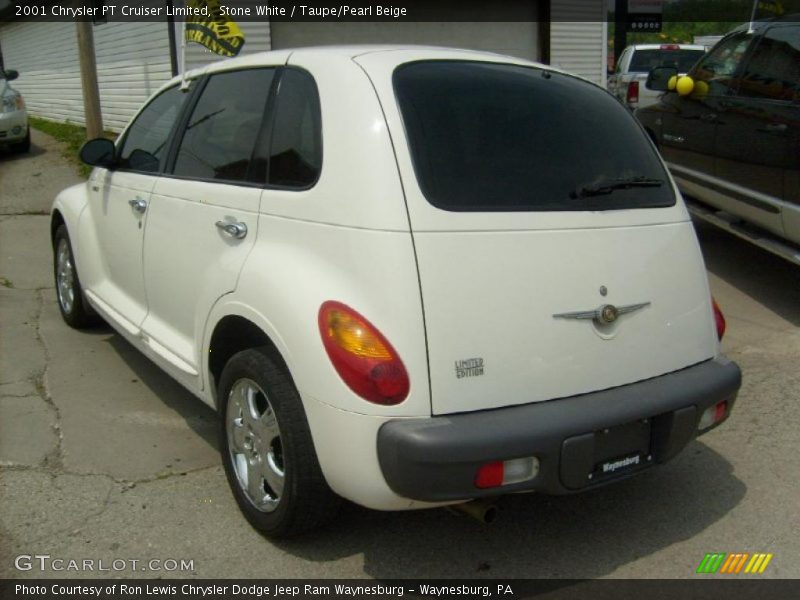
[393,61,675,212]
[629,49,705,73]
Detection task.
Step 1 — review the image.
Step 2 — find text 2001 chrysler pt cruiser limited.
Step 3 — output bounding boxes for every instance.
[52,47,742,536]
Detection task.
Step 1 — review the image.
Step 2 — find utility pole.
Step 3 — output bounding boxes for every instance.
[614,0,628,70]
[75,20,104,139]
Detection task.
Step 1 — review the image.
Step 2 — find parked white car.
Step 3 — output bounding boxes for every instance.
[0,68,30,153]
[608,44,707,109]
[52,47,741,537]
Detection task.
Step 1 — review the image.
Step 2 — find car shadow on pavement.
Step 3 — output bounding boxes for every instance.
[103,329,219,451]
[695,220,800,327]
[0,142,45,161]
[275,442,744,579]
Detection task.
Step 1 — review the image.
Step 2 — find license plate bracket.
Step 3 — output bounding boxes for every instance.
[591,419,652,480]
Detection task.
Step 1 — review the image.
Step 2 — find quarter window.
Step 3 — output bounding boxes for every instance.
[173,69,275,182]
[738,26,800,102]
[118,85,189,172]
[265,69,322,188]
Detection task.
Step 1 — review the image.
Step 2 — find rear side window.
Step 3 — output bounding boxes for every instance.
[393,61,675,212]
[173,68,275,182]
[738,25,800,102]
[265,69,322,188]
[628,49,705,73]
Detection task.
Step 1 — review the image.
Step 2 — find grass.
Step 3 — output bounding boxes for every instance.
[29,117,116,177]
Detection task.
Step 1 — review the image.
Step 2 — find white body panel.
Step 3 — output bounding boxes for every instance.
[141,177,261,381]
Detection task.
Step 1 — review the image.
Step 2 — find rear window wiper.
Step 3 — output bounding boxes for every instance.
[570,176,664,199]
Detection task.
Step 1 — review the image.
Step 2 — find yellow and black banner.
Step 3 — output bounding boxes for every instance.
[185,0,245,57]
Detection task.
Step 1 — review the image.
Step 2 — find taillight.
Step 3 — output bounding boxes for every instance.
[626,80,640,104]
[712,297,726,340]
[318,301,409,405]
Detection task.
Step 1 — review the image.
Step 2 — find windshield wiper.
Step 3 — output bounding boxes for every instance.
[570,176,664,199]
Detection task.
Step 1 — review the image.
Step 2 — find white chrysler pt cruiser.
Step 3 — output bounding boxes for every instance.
[51,46,741,536]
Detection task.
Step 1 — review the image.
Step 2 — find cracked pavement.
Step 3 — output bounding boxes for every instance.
[1,129,799,580]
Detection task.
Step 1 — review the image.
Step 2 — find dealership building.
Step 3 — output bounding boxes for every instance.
[0,1,609,132]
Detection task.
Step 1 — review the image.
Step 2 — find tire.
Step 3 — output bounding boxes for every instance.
[12,128,31,154]
[53,224,95,328]
[218,347,341,537]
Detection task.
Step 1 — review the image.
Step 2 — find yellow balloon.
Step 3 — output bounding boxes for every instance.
[676,76,695,96]
[693,80,709,97]
[668,75,678,91]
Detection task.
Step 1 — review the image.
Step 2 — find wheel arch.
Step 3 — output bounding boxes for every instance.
[50,209,66,246]
[205,310,292,410]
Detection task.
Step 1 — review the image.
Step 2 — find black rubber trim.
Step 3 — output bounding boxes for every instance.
[674,169,781,214]
[377,357,741,501]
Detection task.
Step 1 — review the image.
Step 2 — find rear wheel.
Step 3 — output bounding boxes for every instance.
[53,225,95,328]
[218,347,341,537]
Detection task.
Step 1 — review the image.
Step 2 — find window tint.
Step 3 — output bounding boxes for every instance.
[738,26,800,102]
[266,69,322,188]
[628,49,705,73]
[393,61,674,212]
[690,33,754,95]
[173,69,275,182]
[119,85,189,172]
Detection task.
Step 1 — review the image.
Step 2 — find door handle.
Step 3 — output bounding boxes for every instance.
[700,113,718,122]
[215,220,248,239]
[128,198,147,214]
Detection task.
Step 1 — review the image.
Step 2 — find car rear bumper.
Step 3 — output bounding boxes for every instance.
[377,356,741,501]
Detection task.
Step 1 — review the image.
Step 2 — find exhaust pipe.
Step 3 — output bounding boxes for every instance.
[449,499,499,524]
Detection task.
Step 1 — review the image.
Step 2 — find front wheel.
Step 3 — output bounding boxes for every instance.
[53,224,95,328]
[218,347,341,537]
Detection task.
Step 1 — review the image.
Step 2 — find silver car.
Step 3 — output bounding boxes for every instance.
[1,69,29,154]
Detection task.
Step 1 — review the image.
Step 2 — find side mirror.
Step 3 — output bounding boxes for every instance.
[3,69,19,81]
[79,138,117,168]
[646,66,678,91]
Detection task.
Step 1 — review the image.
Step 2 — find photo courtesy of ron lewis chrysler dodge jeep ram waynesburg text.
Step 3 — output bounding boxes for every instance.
[51,46,741,537]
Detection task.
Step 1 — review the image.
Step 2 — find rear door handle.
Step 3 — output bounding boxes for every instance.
[700,113,718,122]
[215,220,248,239]
[128,198,147,214]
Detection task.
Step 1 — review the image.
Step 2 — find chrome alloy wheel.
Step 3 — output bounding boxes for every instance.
[56,238,76,315]
[226,378,285,512]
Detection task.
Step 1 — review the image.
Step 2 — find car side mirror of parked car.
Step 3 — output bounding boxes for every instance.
[3,69,19,81]
[646,66,678,91]
[79,138,117,168]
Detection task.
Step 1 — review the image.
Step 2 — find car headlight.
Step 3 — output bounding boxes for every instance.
[2,94,24,112]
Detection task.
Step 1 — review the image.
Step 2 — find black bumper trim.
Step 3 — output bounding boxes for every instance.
[377,357,741,501]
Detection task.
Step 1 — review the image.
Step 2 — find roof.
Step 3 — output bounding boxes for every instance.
[627,44,707,51]
[162,44,555,91]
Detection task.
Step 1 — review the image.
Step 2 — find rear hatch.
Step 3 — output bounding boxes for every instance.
[358,54,718,415]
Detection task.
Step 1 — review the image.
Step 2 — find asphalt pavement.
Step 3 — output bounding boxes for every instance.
[1,129,798,579]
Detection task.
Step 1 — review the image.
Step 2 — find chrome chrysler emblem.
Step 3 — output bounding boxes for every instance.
[553,302,651,325]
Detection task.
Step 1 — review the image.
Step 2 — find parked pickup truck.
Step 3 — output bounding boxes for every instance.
[637,19,800,266]
[609,44,707,110]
